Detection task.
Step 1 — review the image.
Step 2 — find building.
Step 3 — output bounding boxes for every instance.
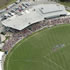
[0,52,4,70]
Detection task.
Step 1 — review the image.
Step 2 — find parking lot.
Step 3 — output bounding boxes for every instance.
[0,0,36,32]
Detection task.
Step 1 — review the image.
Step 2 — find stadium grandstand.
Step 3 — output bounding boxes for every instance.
[1,3,68,30]
[0,1,70,70]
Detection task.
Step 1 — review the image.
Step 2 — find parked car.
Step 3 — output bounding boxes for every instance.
[22,3,28,8]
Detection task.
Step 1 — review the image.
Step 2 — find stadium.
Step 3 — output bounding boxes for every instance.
[0,0,70,70]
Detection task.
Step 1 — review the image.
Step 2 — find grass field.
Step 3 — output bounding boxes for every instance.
[4,24,70,70]
[0,0,16,9]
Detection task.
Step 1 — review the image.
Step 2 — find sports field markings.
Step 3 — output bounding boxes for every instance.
[43,56,65,70]
[5,24,70,70]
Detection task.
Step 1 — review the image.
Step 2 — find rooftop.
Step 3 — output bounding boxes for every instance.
[2,3,67,30]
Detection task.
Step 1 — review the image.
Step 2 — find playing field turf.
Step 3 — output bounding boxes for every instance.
[4,24,70,70]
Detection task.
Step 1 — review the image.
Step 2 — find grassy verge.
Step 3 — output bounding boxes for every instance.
[60,2,70,7]
[0,0,16,9]
[59,2,70,12]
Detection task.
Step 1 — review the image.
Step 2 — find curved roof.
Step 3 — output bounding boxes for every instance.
[2,4,67,30]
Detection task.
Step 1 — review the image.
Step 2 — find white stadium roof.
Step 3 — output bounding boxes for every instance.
[0,52,4,70]
[2,4,68,30]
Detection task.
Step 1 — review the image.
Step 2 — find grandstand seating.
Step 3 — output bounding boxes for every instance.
[2,16,70,52]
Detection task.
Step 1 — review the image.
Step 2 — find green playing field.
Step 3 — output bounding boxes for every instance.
[4,24,70,70]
